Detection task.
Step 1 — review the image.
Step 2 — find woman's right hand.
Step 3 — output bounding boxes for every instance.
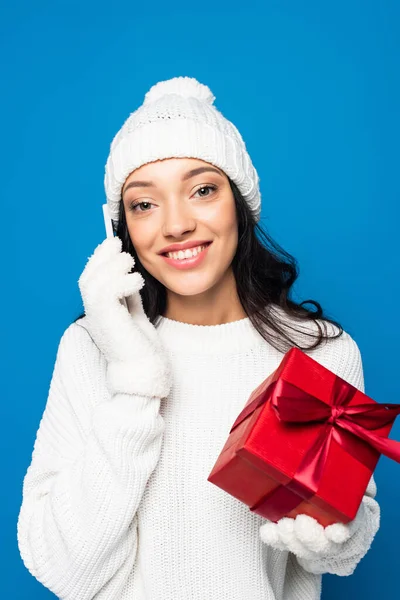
[78,236,172,399]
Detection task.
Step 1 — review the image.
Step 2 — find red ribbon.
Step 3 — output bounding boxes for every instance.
[229,376,400,522]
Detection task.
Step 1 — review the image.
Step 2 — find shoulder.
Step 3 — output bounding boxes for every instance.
[58,316,96,349]
[55,317,105,372]
[307,326,364,392]
[51,317,110,412]
[268,304,364,391]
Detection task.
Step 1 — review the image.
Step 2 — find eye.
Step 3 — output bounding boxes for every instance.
[128,201,154,213]
[193,184,218,198]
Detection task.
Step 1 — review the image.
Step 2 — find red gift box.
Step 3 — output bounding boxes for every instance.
[207,347,400,527]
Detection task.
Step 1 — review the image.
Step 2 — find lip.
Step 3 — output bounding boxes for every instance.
[160,242,212,270]
[158,240,212,254]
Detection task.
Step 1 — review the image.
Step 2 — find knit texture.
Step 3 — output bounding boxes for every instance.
[17,309,380,599]
[104,76,261,224]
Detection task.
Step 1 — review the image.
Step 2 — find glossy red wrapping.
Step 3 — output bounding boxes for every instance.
[207,347,400,526]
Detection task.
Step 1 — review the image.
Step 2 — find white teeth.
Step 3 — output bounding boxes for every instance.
[166,244,208,260]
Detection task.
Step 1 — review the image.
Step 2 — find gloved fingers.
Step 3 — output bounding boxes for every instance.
[81,237,122,282]
[259,521,289,552]
[324,521,352,544]
[92,235,122,260]
[293,514,335,555]
[278,517,315,557]
[80,249,137,306]
[92,246,136,283]
[80,237,135,286]
[260,518,316,559]
[261,508,365,559]
[115,271,145,300]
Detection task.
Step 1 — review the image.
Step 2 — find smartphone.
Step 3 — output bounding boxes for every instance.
[102,203,128,309]
[102,203,114,239]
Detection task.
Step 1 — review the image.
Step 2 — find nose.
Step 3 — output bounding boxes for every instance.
[161,199,196,238]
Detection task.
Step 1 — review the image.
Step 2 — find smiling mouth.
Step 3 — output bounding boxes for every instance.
[162,242,212,259]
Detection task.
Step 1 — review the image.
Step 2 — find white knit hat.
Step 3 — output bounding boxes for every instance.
[104,76,261,223]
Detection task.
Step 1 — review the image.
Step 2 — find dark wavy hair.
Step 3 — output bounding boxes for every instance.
[73,178,343,353]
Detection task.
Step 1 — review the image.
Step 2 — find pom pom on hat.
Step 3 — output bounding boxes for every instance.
[143,76,216,106]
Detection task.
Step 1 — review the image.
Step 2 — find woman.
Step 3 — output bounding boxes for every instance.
[17,76,380,600]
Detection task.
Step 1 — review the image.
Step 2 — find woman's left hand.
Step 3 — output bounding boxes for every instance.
[259,503,365,560]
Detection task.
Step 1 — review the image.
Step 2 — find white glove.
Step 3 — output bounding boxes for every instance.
[78,236,172,399]
[259,504,365,560]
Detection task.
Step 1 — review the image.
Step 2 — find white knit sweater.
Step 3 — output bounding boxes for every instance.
[17,309,380,599]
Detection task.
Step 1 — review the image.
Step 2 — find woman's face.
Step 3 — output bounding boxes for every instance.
[121,157,239,297]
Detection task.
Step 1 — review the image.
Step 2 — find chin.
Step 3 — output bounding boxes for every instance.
[160,275,218,297]
[164,283,213,297]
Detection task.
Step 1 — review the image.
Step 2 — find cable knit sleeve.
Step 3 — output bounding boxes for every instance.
[17,321,165,599]
[294,331,381,577]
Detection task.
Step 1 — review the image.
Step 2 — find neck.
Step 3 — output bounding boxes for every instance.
[162,268,247,326]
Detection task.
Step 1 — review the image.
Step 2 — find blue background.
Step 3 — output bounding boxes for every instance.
[2,1,399,597]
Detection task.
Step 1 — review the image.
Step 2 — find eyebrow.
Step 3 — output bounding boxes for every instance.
[122,166,224,197]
